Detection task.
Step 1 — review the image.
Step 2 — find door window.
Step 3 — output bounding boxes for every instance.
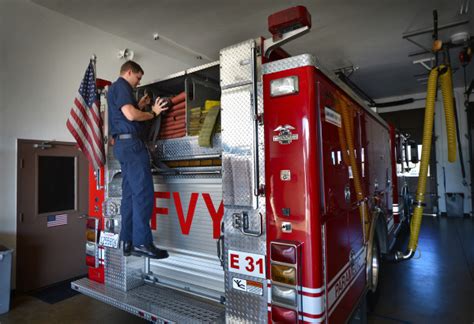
[38,156,76,214]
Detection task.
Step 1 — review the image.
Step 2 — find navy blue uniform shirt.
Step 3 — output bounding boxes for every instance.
[107,77,143,137]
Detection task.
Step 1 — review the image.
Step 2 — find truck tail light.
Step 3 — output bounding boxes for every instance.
[85,255,96,267]
[272,284,297,307]
[271,264,296,285]
[86,218,97,229]
[86,229,97,242]
[271,305,298,323]
[85,217,99,268]
[270,242,300,315]
[270,76,299,97]
[271,243,296,264]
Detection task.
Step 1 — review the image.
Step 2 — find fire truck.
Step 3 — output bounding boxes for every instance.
[72,6,409,323]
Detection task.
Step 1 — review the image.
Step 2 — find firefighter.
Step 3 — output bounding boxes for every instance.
[107,60,169,259]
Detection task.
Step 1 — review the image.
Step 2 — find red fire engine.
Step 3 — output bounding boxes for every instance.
[73,6,410,323]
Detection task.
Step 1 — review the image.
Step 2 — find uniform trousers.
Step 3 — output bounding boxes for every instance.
[113,137,154,246]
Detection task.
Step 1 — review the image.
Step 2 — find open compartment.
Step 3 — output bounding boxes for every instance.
[138,63,222,173]
[133,63,225,301]
[138,63,221,143]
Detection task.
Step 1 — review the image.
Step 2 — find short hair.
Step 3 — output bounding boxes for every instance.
[120,60,144,75]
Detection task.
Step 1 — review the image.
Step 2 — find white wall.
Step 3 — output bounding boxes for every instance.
[375,87,472,215]
[434,89,471,215]
[0,0,190,267]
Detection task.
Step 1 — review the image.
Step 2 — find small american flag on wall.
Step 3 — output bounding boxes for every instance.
[47,214,68,227]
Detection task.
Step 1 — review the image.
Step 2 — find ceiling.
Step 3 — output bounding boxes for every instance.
[32,0,473,100]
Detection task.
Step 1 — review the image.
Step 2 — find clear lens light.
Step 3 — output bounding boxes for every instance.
[270,76,299,97]
[272,284,297,307]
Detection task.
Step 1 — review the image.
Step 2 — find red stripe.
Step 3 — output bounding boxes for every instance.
[267,304,326,319]
[300,311,325,319]
[67,115,100,169]
[69,108,101,167]
[73,97,104,164]
[70,101,103,164]
[74,98,104,158]
[300,290,324,297]
[67,120,96,167]
[69,103,99,161]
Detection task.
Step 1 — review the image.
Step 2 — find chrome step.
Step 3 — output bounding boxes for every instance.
[71,278,225,323]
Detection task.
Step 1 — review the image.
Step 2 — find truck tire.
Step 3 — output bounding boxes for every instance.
[367,236,381,311]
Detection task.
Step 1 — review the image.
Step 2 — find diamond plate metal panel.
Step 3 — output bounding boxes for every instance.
[221,85,256,208]
[262,53,317,75]
[220,41,268,322]
[72,278,225,323]
[220,40,255,89]
[153,134,222,161]
[152,180,222,255]
[104,247,144,291]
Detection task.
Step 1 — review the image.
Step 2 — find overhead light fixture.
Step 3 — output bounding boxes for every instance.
[117,48,135,60]
[450,32,470,45]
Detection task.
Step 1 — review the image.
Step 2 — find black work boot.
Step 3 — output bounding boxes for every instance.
[132,244,169,259]
[123,241,132,257]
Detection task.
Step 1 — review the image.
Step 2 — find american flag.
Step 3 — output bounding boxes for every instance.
[66,62,105,170]
[47,214,68,227]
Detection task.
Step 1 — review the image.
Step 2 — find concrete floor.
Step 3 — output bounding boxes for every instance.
[368,216,474,324]
[0,216,472,324]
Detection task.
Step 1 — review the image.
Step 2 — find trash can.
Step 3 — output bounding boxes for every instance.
[445,193,464,217]
[0,245,13,314]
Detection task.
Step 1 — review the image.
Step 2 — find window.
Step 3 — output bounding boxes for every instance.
[397,144,429,177]
[38,156,75,214]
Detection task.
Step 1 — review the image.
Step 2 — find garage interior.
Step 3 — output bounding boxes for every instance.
[0,0,473,323]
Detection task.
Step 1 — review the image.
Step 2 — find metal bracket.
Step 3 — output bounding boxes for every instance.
[232,211,263,237]
[263,26,310,58]
[216,222,225,269]
[413,57,435,71]
[94,169,104,190]
[33,142,53,150]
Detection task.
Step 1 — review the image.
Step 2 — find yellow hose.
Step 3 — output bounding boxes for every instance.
[408,65,457,251]
[439,65,457,163]
[338,97,370,242]
[336,112,350,166]
[408,67,438,251]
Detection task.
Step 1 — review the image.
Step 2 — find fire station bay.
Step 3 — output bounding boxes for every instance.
[1,2,473,324]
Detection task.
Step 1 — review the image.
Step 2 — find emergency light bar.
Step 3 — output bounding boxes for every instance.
[268,6,312,37]
[264,6,312,58]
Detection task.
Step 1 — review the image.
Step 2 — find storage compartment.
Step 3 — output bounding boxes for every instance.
[130,62,225,301]
[138,63,221,146]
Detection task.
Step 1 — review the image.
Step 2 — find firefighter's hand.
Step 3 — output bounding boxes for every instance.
[152,97,170,115]
[138,94,151,110]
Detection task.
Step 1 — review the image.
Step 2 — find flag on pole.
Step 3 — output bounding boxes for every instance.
[66,61,105,170]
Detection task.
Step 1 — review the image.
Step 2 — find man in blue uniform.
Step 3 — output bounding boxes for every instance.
[108,60,169,259]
